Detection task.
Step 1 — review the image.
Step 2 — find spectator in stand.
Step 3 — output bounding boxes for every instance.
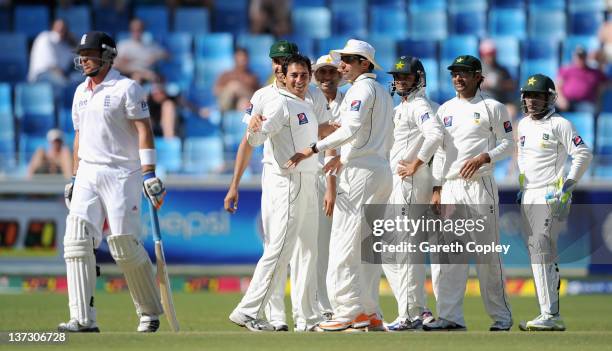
[249,0,290,36]
[213,47,260,113]
[556,46,608,114]
[28,19,77,89]
[114,18,168,83]
[479,39,518,118]
[27,129,72,179]
[148,82,179,139]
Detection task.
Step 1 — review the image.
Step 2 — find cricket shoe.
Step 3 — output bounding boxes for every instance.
[137,315,160,332]
[421,310,435,324]
[423,318,466,331]
[319,313,370,331]
[366,313,387,332]
[295,324,325,332]
[270,321,289,331]
[387,318,423,332]
[229,309,254,327]
[519,314,565,331]
[489,320,513,331]
[57,319,100,333]
[245,319,276,332]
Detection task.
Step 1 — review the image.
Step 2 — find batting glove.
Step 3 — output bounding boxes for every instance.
[143,171,166,210]
[64,176,75,209]
[545,179,576,219]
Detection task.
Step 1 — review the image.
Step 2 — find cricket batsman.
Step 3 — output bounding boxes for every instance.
[59,31,165,332]
[517,74,592,331]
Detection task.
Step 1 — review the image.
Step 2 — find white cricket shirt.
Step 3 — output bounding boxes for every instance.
[72,69,150,168]
[517,110,592,189]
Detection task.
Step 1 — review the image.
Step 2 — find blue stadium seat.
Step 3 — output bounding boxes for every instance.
[0,134,16,174]
[448,0,487,12]
[410,10,447,41]
[421,58,440,99]
[332,6,367,38]
[367,35,397,70]
[14,83,55,137]
[562,35,600,64]
[488,9,526,39]
[597,113,612,155]
[92,6,129,36]
[409,0,446,11]
[135,6,169,38]
[281,35,314,58]
[520,59,558,87]
[14,5,49,39]
[155,137,182,173]
[569,11,604,36]
[316,36,349,57]
[236,34,275,61]
[490,0,525,8]
[493,158,512,182]
[183,136,224,174]
[19,135,47,167]
[161,32,193,59]
[369,6,408,39]
[527,0,565,10]
[0,8,10,31]
[0,33,28,83]
[528,9,566,41]
[568,0,605,12]
[212,0,249,34]
[194,58,233,89]
[369,0,406,7]
[564,112,595,148]
[56,5,91,35]
[489,36,520,80]
[58,108,73,134]
[439,36,478,94]
[292,7,331,39]
[600,89,612,113]
[183,111,221,137]
[523,38,560,60]
[222,110,246,155]
[174,7,209,34]
[158,56,195,92]
[293,0,326,7]
[396,39,437,60]
[194,33,234,60]
[0,83,13,140]
[449,9,486,37]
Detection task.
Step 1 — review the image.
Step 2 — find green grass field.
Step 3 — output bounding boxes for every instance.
[1,292,611,351]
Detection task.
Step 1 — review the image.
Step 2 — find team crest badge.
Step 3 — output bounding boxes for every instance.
[520,135,525,146]
[444,116,453,127]
[246,103,253,115]
[350,100,361,111]
[297,112,309,125]
[573,135,584,146]
[503,121,513,133]
[542,133,549,140]
[420,112,430,122]
[474,112,480,124]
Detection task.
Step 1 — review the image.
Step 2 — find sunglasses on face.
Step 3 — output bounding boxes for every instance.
[450,70,475,78]
[340,55,365,64]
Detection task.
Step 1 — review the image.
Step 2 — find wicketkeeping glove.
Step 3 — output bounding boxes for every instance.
[545,179,576,219]
[143,171,166,209]
[64,176,75,209]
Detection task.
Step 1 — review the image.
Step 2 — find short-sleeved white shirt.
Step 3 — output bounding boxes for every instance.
[72,68,150,168]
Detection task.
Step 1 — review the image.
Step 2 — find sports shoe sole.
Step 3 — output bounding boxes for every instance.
[518,321,565,331]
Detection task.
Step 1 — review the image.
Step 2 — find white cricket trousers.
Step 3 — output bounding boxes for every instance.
[383,165,432,320]
[430,176,512,327]
[315,172,333,314]
[236,166,321,329]
[327,164,392,319]
[521,186,562,316]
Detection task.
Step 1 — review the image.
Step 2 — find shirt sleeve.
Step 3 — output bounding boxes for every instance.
[71,91,80,131]
[415,101,443,163]
[125,82,150,120]
[311,88,332,124]
[556,118,593,182]
[246,98,287,147]
[431,108,446,187]
[516,119,526,176]
[487,101,515,163]
[316,84,371,152]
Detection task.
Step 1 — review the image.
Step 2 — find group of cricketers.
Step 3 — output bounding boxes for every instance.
[56,28,592,334]
[224,39,593,333]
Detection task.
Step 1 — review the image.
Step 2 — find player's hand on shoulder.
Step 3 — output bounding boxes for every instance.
[143,171,166,210]
[248,114,266,133]
[323,155,342,176]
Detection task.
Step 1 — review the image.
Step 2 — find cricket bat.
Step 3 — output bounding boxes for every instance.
[148,203,180,332]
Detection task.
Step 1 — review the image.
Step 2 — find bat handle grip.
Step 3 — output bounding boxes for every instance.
[148,201,162,242]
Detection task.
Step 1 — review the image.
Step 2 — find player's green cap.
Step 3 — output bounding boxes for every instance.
[447,55,482,72]
[520,74,556,94]
[269,40,299,58]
